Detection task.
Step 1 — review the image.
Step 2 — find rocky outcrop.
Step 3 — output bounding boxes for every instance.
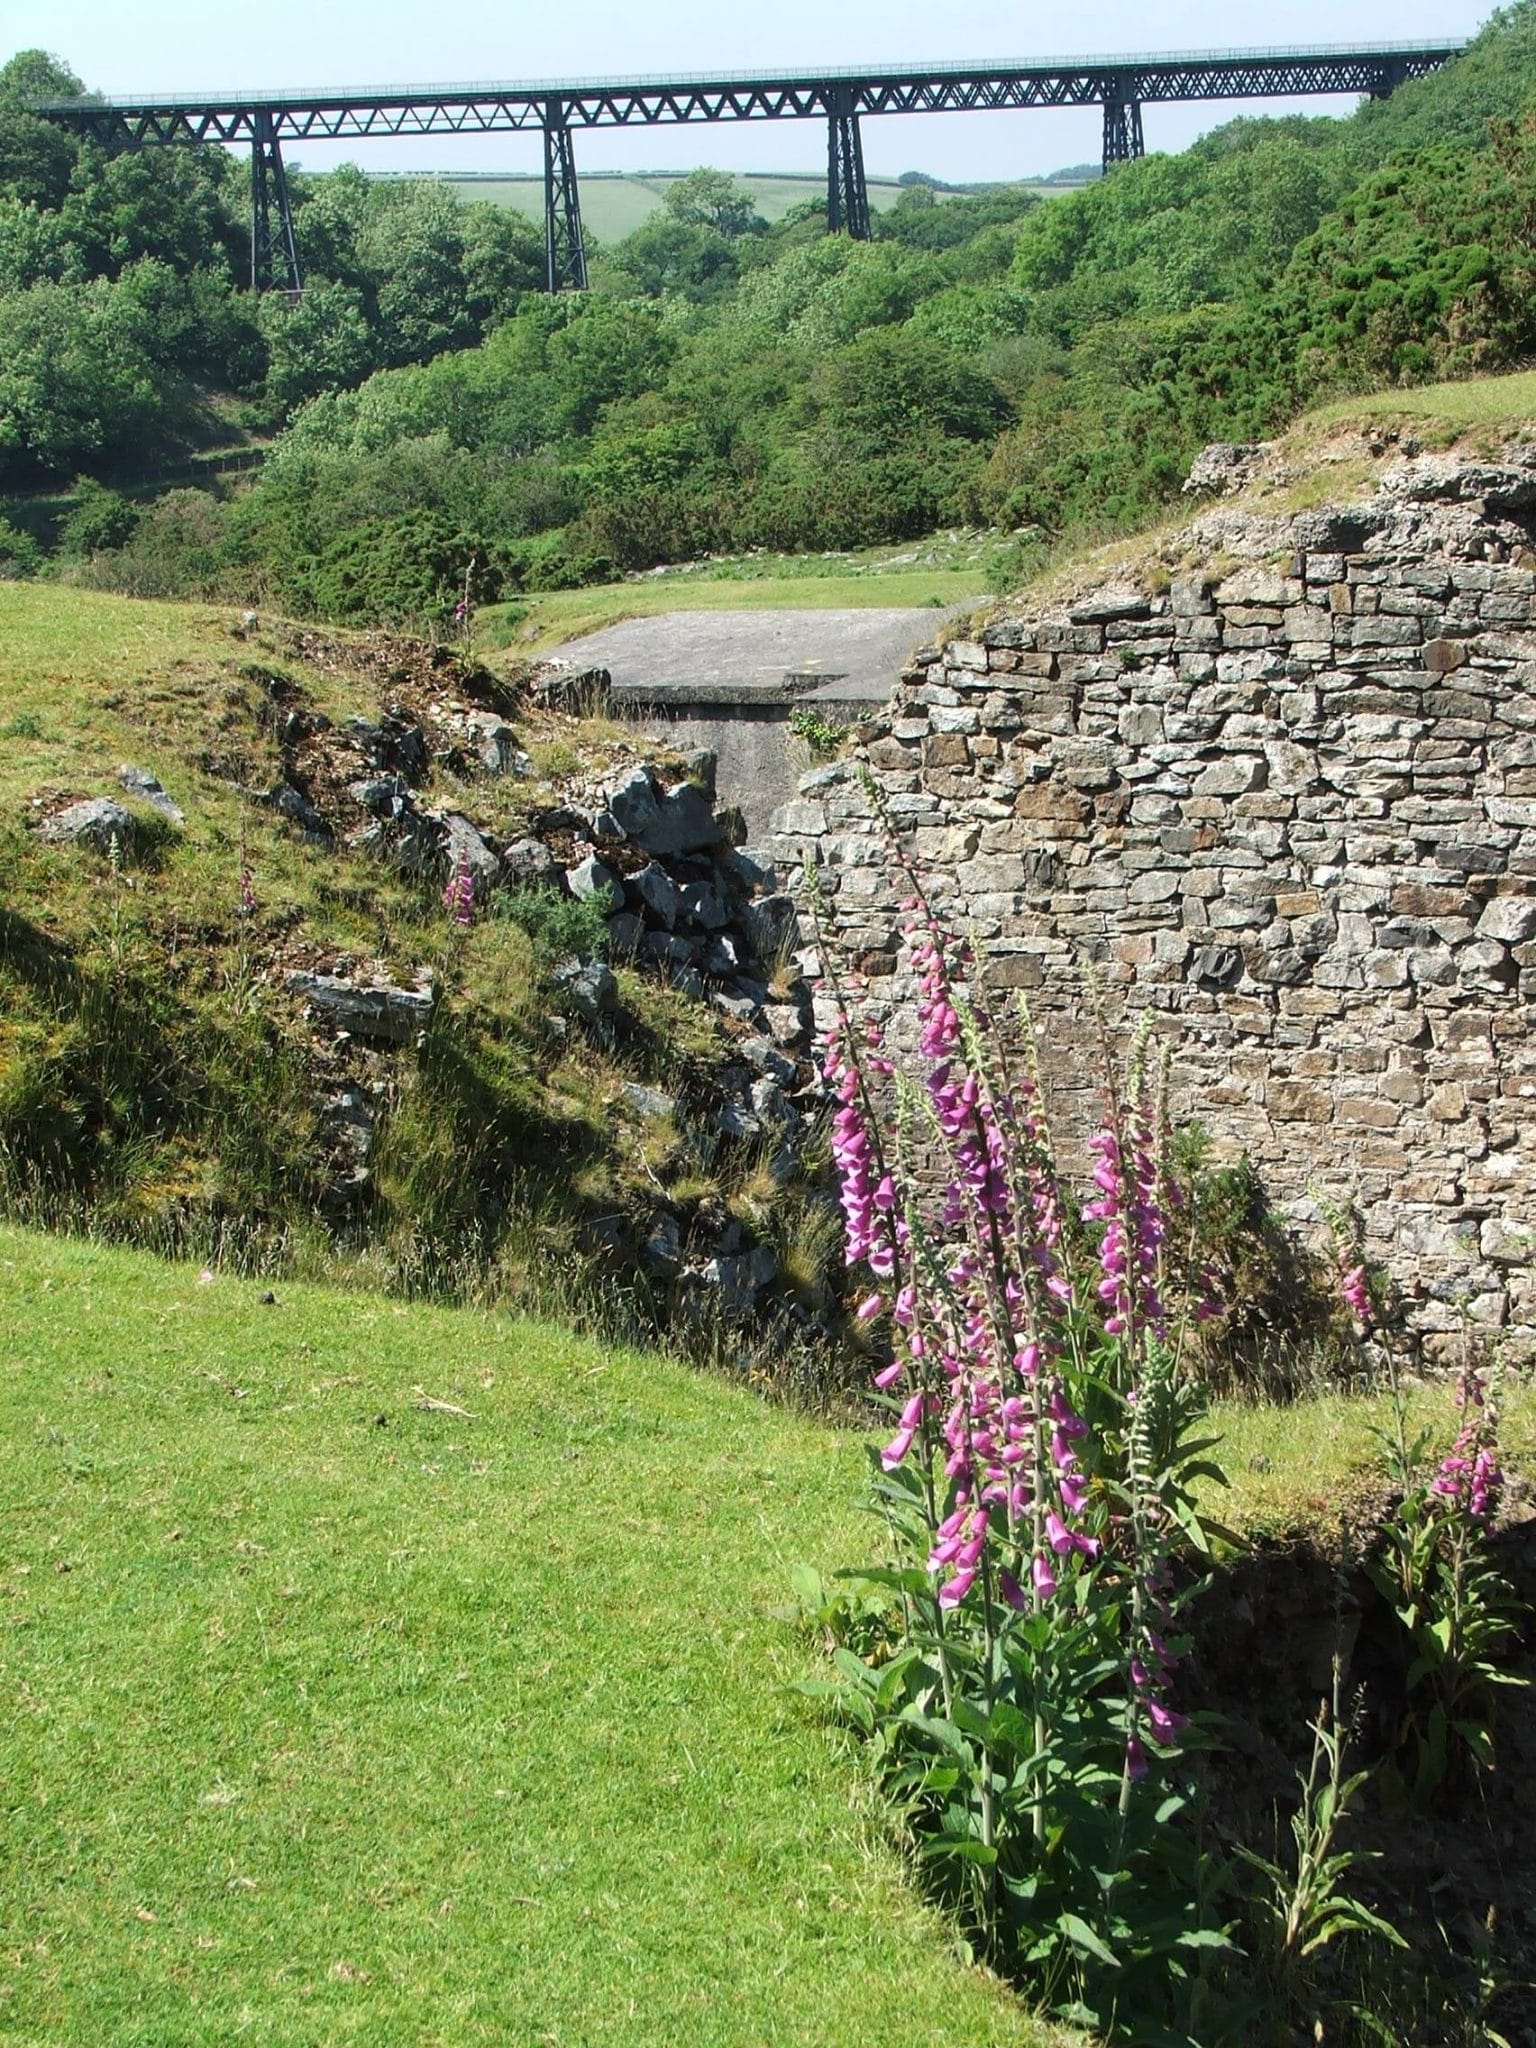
[35,797,142,853]
[775,448,1536,1359]
[286,969,436,1044]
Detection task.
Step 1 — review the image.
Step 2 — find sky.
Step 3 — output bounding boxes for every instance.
[4,0,1499,183]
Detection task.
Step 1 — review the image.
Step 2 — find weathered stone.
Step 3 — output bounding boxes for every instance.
[622,1081,677,1121]
[286,970,434,1043]
[1475,891,1536,945]
[630,863,682,928]
[437,810,500,887]
[36,798,138,853]
[566,855,623,910]
[1193,756,1265,797]
[465,714,532,777]
[551,959,619,1022]
[1215,568,1303,609]
[118,765,184,823]
[501,837,561,887]
[634,781,725,856]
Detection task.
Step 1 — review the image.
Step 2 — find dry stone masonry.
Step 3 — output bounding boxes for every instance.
[775,450,1536,1359]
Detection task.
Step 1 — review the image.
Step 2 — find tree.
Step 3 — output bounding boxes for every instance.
[259,277,377,413]
[0,276,184,482]
[661,167,764,239]
[0,51,85,211]
[601,215,740,302]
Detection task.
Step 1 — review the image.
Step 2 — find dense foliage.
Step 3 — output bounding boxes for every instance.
[7,4,1536,619]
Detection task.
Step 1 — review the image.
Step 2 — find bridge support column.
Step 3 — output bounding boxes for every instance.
[543,100,588,292]
[1368,55,1412,99]
[249,110,302,294]
[1101,90,1144,171]
[826,90,870,239]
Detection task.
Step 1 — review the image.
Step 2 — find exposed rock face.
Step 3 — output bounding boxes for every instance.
[286,970,436,1044]
[775,452,1536,1359]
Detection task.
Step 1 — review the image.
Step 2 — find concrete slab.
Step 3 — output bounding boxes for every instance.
[556,608,941,705]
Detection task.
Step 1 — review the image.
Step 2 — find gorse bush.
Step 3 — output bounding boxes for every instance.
[493,883,610,967]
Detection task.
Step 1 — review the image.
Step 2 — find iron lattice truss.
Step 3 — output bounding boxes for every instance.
[28,41,1463,292]
[30,44,1461,145]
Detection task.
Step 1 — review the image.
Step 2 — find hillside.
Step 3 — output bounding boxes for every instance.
[14,3,1536,626]
[0,580,847,1381]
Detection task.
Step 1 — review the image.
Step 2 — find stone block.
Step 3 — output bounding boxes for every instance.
[1215,568,1302,608]
[1476,891,1536,944]
[1192,756,1265,797]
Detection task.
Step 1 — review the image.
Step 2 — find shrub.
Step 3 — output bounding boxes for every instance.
[493,883,610,966]
[0,513,40,577]
[57,475,137,559]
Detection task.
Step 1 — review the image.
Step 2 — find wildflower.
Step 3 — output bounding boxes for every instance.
[1432,1361,1503,1522]
[1340,1262,1371,1327]
[442,855,476,928]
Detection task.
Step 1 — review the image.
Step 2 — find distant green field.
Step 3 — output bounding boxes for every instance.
[399,169,1081,240]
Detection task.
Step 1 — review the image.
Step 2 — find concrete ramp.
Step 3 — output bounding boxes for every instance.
[555,608,945,843]
[557,606,937,705]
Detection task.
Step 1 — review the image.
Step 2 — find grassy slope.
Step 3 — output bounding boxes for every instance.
[1307,366,1536,434]
[2,1218,1527,2044]
[0,578,766,1281]
[0,1225,1058,2048]
[0,582,454,971]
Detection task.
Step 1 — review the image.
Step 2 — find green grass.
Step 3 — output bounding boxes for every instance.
[0,1224,1056,2047]
[1208,1376,1536,1540]
[1304,365,1536,435]
[2,1218,1528,2042]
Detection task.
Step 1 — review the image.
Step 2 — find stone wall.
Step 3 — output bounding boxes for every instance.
[773,455,1536,1358]
[614,679,893,845]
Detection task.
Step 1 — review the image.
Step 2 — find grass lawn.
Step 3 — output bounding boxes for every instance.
[0,1226,1057,2048]
[1,1219,1527,2044]
[1212,1376,1536,1538]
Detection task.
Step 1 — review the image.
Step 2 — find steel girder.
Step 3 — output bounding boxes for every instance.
[31,44,1461,149]
[826,90,870,238]
[249,110,303,291]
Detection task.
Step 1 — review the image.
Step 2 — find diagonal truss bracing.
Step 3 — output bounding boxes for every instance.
[30,41,1464,290]
[32,41,1463,149]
